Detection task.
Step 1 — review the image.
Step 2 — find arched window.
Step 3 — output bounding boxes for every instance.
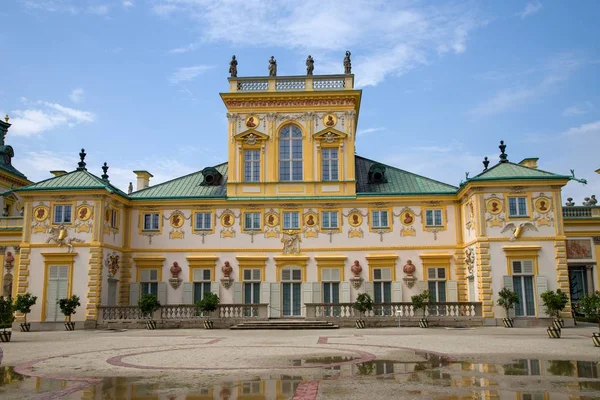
[279,125,303,181]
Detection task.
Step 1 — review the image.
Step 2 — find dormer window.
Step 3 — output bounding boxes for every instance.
[368,164,387,184]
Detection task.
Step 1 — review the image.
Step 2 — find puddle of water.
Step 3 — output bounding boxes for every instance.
[463,359,600,378]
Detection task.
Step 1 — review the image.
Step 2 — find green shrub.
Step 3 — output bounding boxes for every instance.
[195,292,220,319]
[352,293,374,319]
[579,291,600,330]
[497,288,519,318]
[138,294,161,318]
[540,289,569,319]
[411,290,430,318]
[0,297,14,330]
[58,295,80,322]
[14,293,37,324]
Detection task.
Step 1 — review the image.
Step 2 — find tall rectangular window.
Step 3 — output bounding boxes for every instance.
[425,209,443,227]
[321,148,339,181]
[373,267,392,316]
[508,197,528,217]
[193,269,212,304]
[140,269,158,296]
[321,211,338,229]
[53,205,72,224]
[243,269,261,305]
[143,213,159,231]
[371,210,389,229]
[512,260,535,316]
[279,125,303,181]
[244,149,260,182]
[427,267,447,302]
[283,211,300,230]
[194,212,212,230]
[244,212,261,231]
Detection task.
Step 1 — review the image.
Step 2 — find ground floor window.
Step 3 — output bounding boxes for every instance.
[193,268,212,304]
[427,267,447,302]
[140,269,158,297]
[282,268,302,317]
[512,260,535,317]
[569,266,589,307]
[373,267,392,316]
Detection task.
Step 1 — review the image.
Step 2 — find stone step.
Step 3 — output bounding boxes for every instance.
[230,320,339,330]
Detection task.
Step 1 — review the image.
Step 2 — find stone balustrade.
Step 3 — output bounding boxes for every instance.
[562,206,600,219]
[229,74,354,93]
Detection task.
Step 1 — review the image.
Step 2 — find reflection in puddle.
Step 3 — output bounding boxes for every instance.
[0,357,598,399]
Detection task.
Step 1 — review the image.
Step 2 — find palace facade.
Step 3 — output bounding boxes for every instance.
[1,70,599,328]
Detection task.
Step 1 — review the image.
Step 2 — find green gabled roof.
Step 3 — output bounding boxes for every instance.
[129,163,228,199]
[355,155,457,195]
[467,162,570,182]
[16,169,128,196]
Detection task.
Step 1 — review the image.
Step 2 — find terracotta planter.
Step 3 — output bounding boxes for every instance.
[592,332,600,347]
[419,319,429,328]
[146,320,157,330]
[355,319,366,329]
[203,320,214,329]
[20,323,31,332]
[0,331,11,342]
[553,318,565,330]
[503,318,514,328]
[64,322,75,331]
[547,326,561,338]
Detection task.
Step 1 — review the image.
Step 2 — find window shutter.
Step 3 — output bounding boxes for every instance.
[182,282,193,304]
[503,276,514,291]
[129,283,140,306]
[210,282,220,297]
[261,283,271,304]
[45,279,58,321]
[364,282,374,299]
[447,281,458,302]
[269,282,280,318]
[302,282,313,306]
[535,275,548,317]
[522,260,534,275]
[392,281,403,302]
[331,268,341,281]
[381,268,391,281]
[233,282,242,303]
[312,282,322,304]
[150,269,158,281]
[417,281,427,293]
[157,282,167,306]
[341,281,350,303]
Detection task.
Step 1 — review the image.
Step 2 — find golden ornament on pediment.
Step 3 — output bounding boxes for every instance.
[348,228,363,238]
[348,211,363,227]
[488,218,504,228]
[76,205,93,222]
[76,223,91,233]
[221,229,236,239]
[486,197,503,215]
[265,230,279,239]
[32,224,48,234]
[534,197,551,214]
[304,230,318,239]
[401,227,416,237]
[33,206,49,222]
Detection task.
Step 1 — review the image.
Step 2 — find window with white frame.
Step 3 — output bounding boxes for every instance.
[244,212,261,231]
[279,125,303,181]
[194,212,212,230]
[373,267,392,304]
[512,260,535,316]
[322,268,340,304]
[283,211,300,230]
[321,148,339,181]
[371,210,389,229]
[427,267,447,302]
[244,149,260,182]
[241,380,262,395]
[192,268,212,304]
[508,197,528,217]
[425,209,443,227]
[243,268,261,304]
[321,211,339,230]
[110,209,119,229]
[142,213,159,231]
[140,269,158,297]
[53,204,72,224]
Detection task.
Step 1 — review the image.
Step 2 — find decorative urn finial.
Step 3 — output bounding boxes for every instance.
[101,162,109,181]
[483,156,489,170]
[499,141,508,163]
[4,115,8,123]
[77,148,87,170]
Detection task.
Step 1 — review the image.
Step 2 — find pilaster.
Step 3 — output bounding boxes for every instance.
[454,248,468,302]
[554,239,571,317]
[86,246,103,320]
[118,252,133,305]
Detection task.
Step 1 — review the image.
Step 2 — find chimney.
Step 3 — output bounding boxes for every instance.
[519,158,538,169]
[133,170,153,190]
[50,170,68,177]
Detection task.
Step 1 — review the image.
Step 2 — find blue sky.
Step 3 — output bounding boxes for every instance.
[1,0,599,202]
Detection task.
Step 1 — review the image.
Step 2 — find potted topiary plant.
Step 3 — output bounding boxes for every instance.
[14,293,37,332]
[196,292,219,329]
[497,288,519,328]
[352,293,373,329]
[58,295,80,331]
[579,291,600,346]
[138,293,161,330]
[0,296,14,342]
[412,290,430,328]
[540,289,569,338]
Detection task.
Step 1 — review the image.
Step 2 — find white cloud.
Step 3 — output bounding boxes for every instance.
[87,5,109,15]
[469,53,581,118]
[123,1,134,8]
[356,127,386,137]
[519,1,543,19]
[68,88,85,104]
[562,101,594,117]
[154,0,482,87]
[7,100,95,137]
[169,65,214,84]
[21,0,78,13]
[562,120,600,137]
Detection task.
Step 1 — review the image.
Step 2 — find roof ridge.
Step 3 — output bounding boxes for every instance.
[469,160,568,181]
[130,162,227,195]
[355,154,458,190]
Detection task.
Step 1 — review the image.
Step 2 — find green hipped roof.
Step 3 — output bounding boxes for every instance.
[129,163,228,199]
[355,156,457,195]
[466,162,570,182]
[16,169,128,196]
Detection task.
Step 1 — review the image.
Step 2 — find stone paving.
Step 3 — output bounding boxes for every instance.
[0,323,599,399]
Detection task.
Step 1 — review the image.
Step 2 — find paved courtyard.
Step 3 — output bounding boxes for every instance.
[0,323,599,399]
